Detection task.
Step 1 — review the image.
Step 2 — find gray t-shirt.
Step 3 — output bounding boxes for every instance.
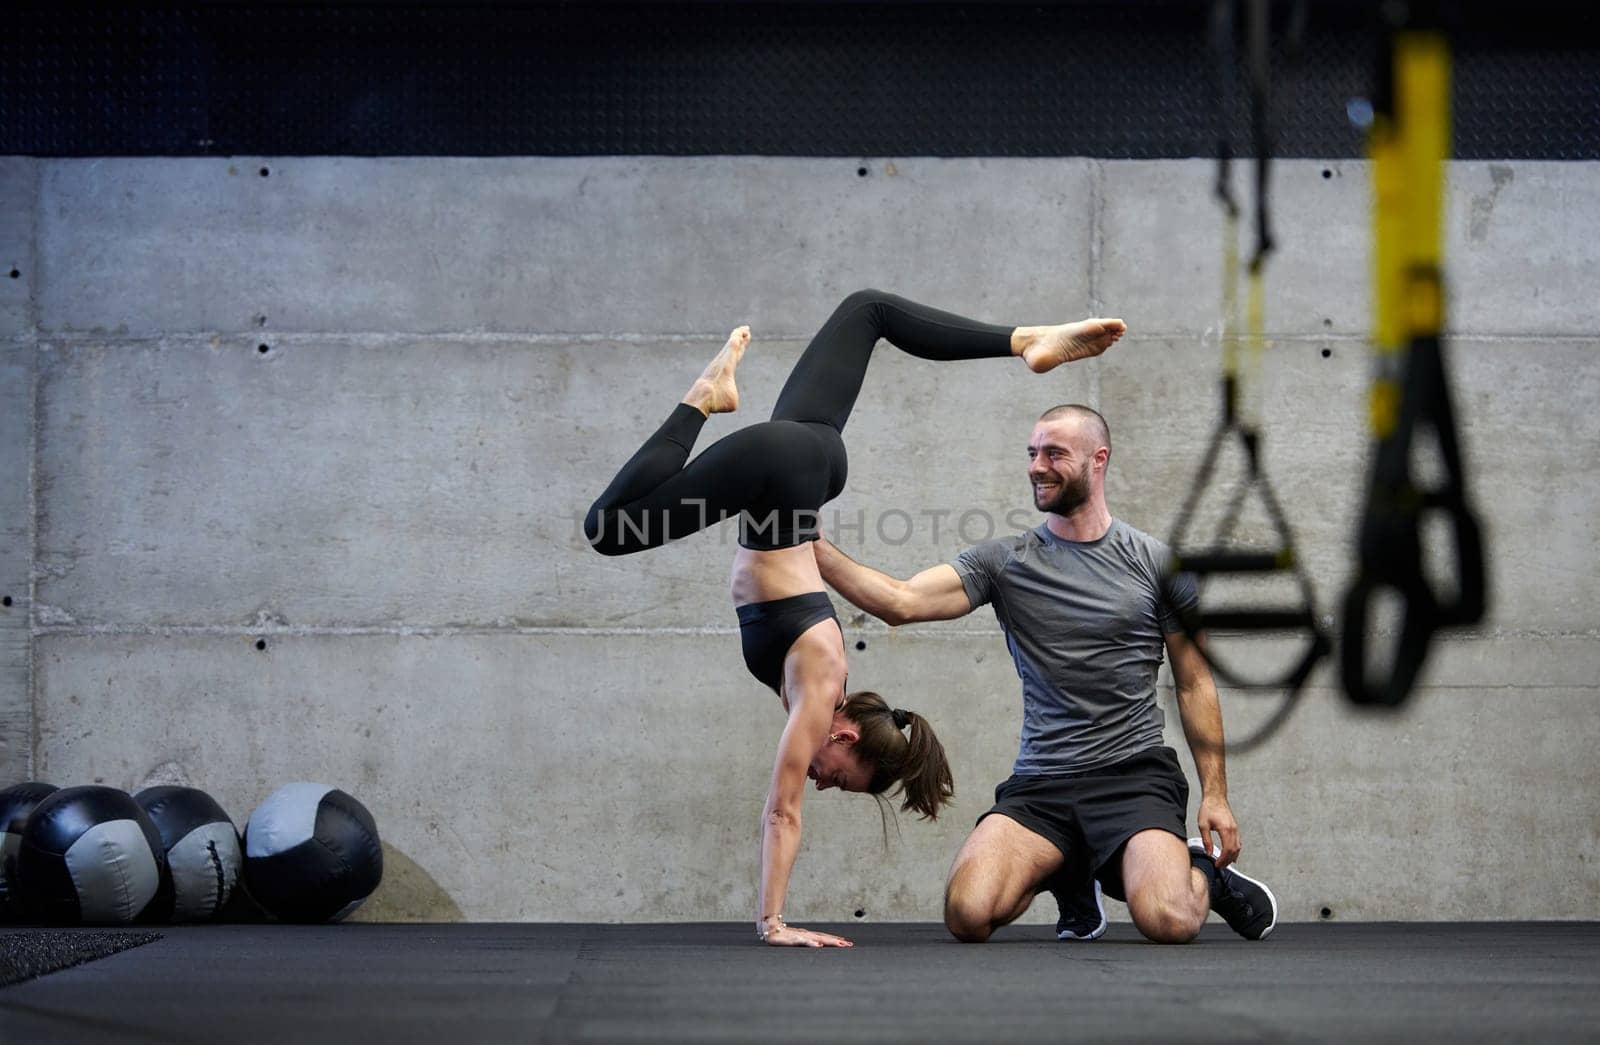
[952,519,1199,775]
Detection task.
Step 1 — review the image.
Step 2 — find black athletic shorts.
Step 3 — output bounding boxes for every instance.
[979,745,1189,899]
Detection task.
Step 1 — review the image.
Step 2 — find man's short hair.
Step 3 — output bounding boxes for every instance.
[1038,404,1111,457]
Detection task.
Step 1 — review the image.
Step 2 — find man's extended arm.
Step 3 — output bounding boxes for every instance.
[1165,629,1242,869]
[813,538,974,625]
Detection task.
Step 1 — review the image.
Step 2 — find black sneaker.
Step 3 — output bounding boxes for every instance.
[1052,877,1107,942]
[1190,838,1278,941]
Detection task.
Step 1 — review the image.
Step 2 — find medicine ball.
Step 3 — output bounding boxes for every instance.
[243,783,383,923]
[17,785,173,924]
[135,785,242,922]
[1,781,59,921]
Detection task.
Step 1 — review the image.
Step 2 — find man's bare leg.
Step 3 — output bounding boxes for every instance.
[944,814,1064,943]
[683,326,751,416]
[1119,829,1210,944]
[1011,318,1127,373]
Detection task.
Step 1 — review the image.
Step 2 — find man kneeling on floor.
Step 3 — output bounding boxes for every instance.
[815,403,1278,943]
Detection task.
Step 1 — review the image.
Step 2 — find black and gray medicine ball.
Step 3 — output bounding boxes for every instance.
[17,785,174,925]
[135,785,242,922]
[243,783,383,923]
[1,781,59,921]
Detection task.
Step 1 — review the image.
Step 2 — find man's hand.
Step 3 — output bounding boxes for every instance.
[1195,793,1241,870]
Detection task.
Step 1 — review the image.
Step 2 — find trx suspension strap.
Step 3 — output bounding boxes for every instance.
[1341,3,1487,707]
[1167,0,1330,751]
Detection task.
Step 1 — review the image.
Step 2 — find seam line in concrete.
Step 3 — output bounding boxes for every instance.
[26,361,37,778]
[32,624,996,638]
[26,156,39,779]
[26,330,1589,347]
[28,158,40,335]
[1089,159,1105,417]
[1088,159,1104,316]
[25,359,36,761]
[29,624,1597,641]
[30,624,1034,641]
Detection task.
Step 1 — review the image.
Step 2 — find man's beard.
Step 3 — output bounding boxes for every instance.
[1033,461,1091,515]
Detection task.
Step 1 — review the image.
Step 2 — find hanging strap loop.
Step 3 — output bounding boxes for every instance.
[1340,17,1487,707]
[1166,0,1330,750]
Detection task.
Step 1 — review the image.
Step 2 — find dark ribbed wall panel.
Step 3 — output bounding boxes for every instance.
[2,3,1596,158]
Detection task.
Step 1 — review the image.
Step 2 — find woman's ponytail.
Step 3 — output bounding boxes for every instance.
[842,691,955,821]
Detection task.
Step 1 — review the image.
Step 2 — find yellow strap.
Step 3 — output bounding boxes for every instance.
[1244,255,1266,433]
[1221,209,1240,382]
[1369,29,1450,437]
[1399,31,1450,295]
[1371,111,1405,355]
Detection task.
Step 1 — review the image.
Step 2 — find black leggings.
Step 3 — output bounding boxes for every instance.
[583,289,1014,554]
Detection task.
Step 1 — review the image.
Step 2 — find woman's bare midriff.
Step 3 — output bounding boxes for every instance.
[731,543,845,711]
[729,543,826,607]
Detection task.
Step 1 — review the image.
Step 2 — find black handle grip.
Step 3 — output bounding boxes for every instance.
[1199,609,1317,631]
[1175,551,1289,575]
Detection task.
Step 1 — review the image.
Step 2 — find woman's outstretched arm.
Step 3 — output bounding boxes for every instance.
[755,629,853,948]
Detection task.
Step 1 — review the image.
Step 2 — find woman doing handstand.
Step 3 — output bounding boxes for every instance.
[585,289,1124,947]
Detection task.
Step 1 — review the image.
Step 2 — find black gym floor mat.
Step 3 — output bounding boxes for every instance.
[1,923,1596,1043]
[0,930,164,988]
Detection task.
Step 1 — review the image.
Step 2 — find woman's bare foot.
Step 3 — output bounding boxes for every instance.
[1015,318,1127,373]
[683,326,751,416]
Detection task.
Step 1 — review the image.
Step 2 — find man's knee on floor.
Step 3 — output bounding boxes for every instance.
[1130,897,1204,944]
[943,890,995,944]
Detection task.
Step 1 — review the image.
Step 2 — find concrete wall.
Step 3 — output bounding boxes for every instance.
[2,156,1595,924]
